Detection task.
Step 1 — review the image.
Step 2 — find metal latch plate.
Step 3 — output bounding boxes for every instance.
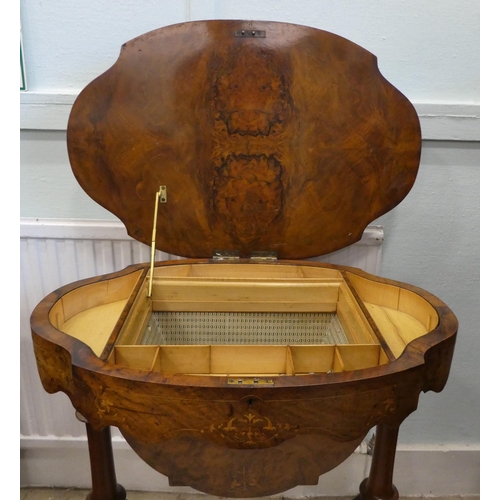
[250,251,277,261]
[159,185,167,203]
[235,30,266,38]
[228,378,275,386]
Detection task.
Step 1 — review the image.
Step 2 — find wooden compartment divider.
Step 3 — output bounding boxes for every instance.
[49,270,144,357]
[157,345,212,374]
[113,281,152,347]
[153,264,344,280]
[150,280,340,313]
[50,264,435,370]
[336,282,379,345]
[111,345,159,371]
[346,272,440,358]
[290,345,336,374]
[110,344,386,376]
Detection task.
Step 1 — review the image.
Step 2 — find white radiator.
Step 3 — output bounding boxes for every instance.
[20,218,383,488]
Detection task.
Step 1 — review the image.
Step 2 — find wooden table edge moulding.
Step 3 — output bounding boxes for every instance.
[30,20,458,500]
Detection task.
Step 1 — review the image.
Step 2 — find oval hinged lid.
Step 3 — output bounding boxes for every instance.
[67,20,421,259]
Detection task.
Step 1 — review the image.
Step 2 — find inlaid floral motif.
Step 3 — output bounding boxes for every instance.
[206,412,293,445]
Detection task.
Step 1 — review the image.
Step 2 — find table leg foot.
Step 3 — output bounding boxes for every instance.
[353,424,400,500]
[85,423,127,500]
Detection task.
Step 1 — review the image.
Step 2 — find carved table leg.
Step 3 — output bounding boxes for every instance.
[354,423,400,500]
[84,423,127,500]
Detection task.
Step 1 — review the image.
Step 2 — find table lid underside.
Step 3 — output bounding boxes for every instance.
[67,20,421,259]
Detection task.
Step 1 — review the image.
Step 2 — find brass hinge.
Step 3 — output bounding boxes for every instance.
[212,250,240,261]
[211,250,277,261]
[250,251,277,261]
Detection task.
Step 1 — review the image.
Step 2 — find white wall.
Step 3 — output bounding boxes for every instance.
[20,0,479,494]
[20,0,479,102]
[375,141,479,445]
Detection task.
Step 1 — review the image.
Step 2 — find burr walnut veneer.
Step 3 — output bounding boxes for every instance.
[30,20,457,500]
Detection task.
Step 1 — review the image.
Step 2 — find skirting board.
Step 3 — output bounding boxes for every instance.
[20,436,479,497]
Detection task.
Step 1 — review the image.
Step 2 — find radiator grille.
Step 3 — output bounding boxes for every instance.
[141,311,349,345]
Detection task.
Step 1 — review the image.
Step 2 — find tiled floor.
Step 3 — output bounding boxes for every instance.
[20,489,480,500]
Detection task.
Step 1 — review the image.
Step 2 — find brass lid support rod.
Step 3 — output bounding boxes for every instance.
[148,186,167,298]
